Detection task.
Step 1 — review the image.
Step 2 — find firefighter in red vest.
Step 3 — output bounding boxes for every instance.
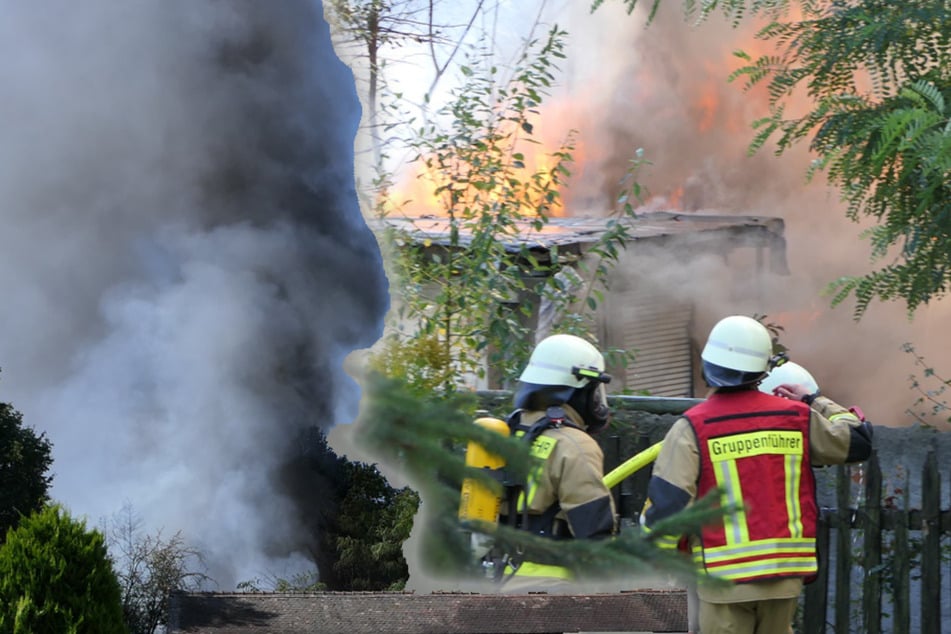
[642,315,873,634]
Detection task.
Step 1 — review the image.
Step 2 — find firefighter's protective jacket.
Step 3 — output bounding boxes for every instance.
[643,388,872,603]
[510,405,617,540]
[503,405,617,584]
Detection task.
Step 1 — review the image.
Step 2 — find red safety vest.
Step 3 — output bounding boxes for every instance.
[686,390,818,583]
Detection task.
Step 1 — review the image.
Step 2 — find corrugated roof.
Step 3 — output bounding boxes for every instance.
[375,211,785,254]
[167,590,688,634]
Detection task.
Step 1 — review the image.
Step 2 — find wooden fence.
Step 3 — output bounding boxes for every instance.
[602,436,951,633]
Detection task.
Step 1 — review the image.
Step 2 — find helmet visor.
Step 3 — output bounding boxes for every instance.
[514,382,575,411]
[702,360,767,388]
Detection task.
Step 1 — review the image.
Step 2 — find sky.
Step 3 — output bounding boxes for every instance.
[0,1,387,587]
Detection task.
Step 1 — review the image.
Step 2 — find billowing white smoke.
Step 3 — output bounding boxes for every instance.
[0,1,386,586]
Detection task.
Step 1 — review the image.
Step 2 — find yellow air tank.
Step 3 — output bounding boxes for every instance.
[458,417,510,525]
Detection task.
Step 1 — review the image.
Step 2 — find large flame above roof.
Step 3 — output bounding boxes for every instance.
[377,6,798,222]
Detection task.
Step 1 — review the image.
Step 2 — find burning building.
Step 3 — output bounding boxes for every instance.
[362,3,804,400]
[377,209,788,398]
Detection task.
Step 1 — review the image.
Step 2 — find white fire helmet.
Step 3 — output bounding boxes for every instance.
[519,334,605,388]
[517,333,611,432]
[701,315,773,387]
[758,360,819,396]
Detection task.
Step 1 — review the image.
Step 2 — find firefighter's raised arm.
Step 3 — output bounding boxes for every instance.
[760,360,874,466]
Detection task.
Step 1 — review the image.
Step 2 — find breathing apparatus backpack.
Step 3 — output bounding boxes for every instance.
[458,416,511,534]
[458,406,575,579]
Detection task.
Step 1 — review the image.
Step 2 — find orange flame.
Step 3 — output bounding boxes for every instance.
[667,186,685,209]
[384,102,584,218]
[383,10,813,220]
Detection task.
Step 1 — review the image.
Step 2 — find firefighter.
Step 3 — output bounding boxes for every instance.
[499,333,617,592]
[642,315,873,634]
[757,359,818,398]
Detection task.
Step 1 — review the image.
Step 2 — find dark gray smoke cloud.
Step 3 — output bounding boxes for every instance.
[0,1,386,586]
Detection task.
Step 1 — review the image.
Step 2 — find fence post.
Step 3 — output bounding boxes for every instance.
[835,464,853,634]
[893,478,910,634]
[862,453,882,634]
[802,509,830,634]
[921,449,940,634]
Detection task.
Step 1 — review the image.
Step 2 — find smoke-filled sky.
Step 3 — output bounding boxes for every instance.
[0,1,386,587]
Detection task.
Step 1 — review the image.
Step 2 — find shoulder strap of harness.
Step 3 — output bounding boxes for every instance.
[507,405,582,440]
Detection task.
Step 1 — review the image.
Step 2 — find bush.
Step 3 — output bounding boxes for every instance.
[0,504,126,634]
[0,397,53,542]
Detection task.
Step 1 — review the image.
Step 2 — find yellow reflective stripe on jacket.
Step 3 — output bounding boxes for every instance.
[513,561,573,579]
[527,435,558,459]
[696,537,816,563]
[828,412,857,423]
[513,431,558,510]
[641,523,680,551]
[652,534,681,551]
[702,556,818,581]
[784,454,803,538]
[713,459,749,545]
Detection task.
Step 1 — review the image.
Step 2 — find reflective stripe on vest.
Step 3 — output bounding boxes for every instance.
[642,523,681,551]
[693,551,817,581]
[512,561,573,580]
[687,391,819,584]
[513,431,558,510]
